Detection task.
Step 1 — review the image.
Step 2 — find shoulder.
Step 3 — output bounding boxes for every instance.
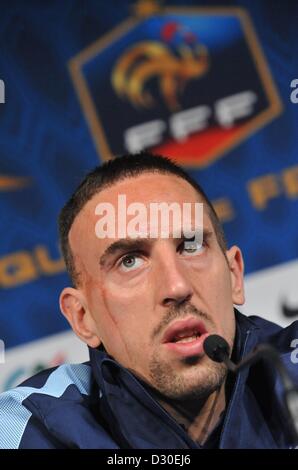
[246,314,298,347]
[0,363,92,448]
[246,313,298,384]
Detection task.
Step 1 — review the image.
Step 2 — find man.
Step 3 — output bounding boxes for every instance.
[0,152,298,449]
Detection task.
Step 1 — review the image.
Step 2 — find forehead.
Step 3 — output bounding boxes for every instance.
[69,172,211,252]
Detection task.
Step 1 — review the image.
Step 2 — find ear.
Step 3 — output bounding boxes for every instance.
[59,287,101,348]
[226,246,245,305]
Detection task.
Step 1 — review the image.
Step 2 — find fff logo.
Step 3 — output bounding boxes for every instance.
[0,79,5,104]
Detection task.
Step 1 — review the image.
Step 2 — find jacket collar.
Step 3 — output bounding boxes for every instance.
[88,310,284,448]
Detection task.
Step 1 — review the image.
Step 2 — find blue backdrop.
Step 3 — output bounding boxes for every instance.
[0,0,297,350]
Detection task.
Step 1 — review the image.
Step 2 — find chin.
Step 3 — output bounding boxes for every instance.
[149,355,227,401]
[179,364,227,400]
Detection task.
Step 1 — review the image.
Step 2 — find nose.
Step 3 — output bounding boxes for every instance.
[154,245,194,307]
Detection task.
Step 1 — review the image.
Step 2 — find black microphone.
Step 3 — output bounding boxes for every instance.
[203,334,236,371]
[204,334,298,445]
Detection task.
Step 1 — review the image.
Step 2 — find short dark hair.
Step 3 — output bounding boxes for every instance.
[58,152,227,286]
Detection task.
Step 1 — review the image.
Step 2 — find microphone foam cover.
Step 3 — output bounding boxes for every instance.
[203,334,230,363]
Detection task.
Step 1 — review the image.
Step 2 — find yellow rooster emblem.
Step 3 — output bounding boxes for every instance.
[112,22,209,111]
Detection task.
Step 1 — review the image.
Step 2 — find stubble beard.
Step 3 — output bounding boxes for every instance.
[147,303,234,401]
[148,352,228,401]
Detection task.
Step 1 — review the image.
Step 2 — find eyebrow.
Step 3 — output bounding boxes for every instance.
[99,229,213,268]
[99,239,148,267]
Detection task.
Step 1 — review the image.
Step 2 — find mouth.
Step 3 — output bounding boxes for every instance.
[162,317,210,358]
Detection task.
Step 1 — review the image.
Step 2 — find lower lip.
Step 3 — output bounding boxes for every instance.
[164,333,210,357]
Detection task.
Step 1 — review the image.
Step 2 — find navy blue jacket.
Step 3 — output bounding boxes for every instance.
[1,311,298,449]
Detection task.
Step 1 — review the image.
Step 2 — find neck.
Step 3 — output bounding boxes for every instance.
[153,383,226,446]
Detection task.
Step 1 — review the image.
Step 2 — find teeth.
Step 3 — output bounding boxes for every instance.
[174,334,199,343]
[175,330,200,339]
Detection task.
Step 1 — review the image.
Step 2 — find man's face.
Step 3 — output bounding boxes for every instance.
[62,173,244,400]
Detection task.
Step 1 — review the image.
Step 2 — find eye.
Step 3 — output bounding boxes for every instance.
[179,239,205,256]
[118,253,144,272]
